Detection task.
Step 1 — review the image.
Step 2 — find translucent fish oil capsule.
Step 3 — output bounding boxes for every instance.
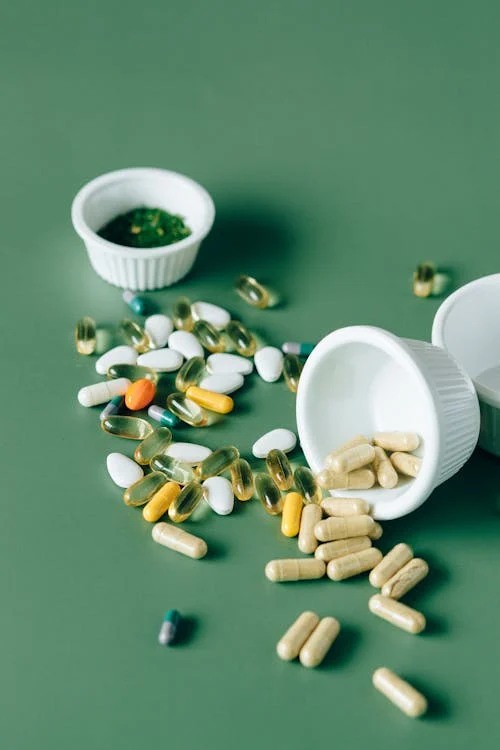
[195,445,240,481]
[107,363,158,383]
[283,353,303,393]
[119,318,151,353]
[134,426,173,465]
[294,467,322,504]
[168,480,204,522]
[192,320,226,353]
[75,316,96,355]
[101,415,153,440]
[255,473,283,515]
[158,609,181,646]
[266,449,293,491]
[234,274,270,308]
[373,667,428,718]
[123,471,167,507]
[413,262,435,298]
[175,356,205,392]
[172,296,194,331]
[166,392,209,427]
[226,320,257,357]
[150,455,195,485]
[123,289,148,315]
[148,404,180,428]
[230,458,255,501]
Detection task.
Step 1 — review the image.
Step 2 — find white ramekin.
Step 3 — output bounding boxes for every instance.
[432,273,500,456]
[296,326,480,520]
[71,168,215,290]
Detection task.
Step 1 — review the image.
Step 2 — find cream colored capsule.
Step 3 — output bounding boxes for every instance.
[372,446,399,489]
[315,536,372,562]
[314,514,374,543]
[327,548,382,581]
[185,385,234,415]
[297,503,323,554]
[372,667,428,718]
[143,482,181,523]
[152,522,207,559]
[373,432,420,452]
[316,468,375,491]
[321,497,370,517]
[369,543,414,588]
[281,492,304,538]
[369,522,384,540]
[326,443,375,473]
[369,595,426,634]
[391,452,422,477]
[299,617,340,667]
[265,558,326,582]
[326,435,372,459]
[276,611,320,661]
[381,558,429,600]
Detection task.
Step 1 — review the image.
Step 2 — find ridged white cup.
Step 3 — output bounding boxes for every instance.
[296,326,480,520]
[71,168,215,290]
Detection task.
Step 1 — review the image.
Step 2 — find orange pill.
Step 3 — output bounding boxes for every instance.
[143,481,181,523]
[125,378,156,410]
[186,386,234,414]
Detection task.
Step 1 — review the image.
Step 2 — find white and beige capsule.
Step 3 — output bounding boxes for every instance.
[327,548,382,581]
[372,667,428,718]
[390,452,422,478]
[369,543,414,588]
[372,446,399,489]
[299,617,341,668]
[314,515,375,543]
[152,522,207,559]
[381,558,429,600]
[315,536,372,563]
[369,595,426,634]
[276,611,320,661]
[373,432,420,452]
[321,497,370,517]
[326,443,375,474]
[265,558,326,582]
[316,468,375,491]
[297,503,323,554]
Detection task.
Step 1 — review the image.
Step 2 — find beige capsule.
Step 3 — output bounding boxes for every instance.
[265,558,326,582]
[276,611,320,661]
[369,543,414,588]
[369,595,426,634]
[315,514,375,543]
[321,497,370,517]
[391,452,422,478]
[373,432,420,452]
[326,435,372,460]
[369,521,384,541]
[297,503,323,554]
[372,446,399,489]
[327,548,382,581]
[299,617,341,668]
[152,522,207,559]
[372,667,428,718]
[381,558,429,600]
[316,468,375,491]
[315,536,372,562]
[326,443,375,474]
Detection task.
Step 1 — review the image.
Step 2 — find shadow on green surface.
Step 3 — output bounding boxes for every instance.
[318,624,361,670]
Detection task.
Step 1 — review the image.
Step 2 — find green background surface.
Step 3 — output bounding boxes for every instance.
[2,1,500,748]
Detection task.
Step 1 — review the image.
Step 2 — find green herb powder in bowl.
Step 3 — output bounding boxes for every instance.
[98,207,192,249]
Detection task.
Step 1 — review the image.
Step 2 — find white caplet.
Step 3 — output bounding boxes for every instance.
[78,378,131,407]
[199,373,244,395]
[95,346,137,375]
[202,476,234,515]
[137,349,184,372]
[252,428,297,458]
[254,346,284,383]
[192,301,231,330]
[168,331,204,360]
[166,442,212,465]
[145,314,173,348]
[106,453,143,488]
[206,352,254,375]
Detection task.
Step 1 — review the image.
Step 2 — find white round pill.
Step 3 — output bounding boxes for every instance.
[254,346,284,383]
[202,476,234,515]
[95,345,137,375]
[192,301,231,330]
[106,453,144,488]
[166,442,212,465]
[168,331,204,360]
[252,428,297,458]
[137,349,184,372]
[206,353,254,375]
[199,373,244,395]
[144,314,173,348]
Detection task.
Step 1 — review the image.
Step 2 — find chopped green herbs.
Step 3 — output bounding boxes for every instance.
[98,207,191,249]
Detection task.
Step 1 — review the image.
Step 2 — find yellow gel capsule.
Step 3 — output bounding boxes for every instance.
[316,468,375,491]
[326,435,372,459]
[390,452,422,477]
[277,611,320,661]
[266,449,293,491]
[297,503,323,554]
[299,616,341,668]
[175,356,205,392]
[255,473,283,515]
[369,595,426,634]
[172,296,194,331]
[101,415,153,440]
[265,558,326,582]
[381,558,429,600]
[119,318,151,353]
[294,466,322,504]
[150,454,195,485]
[226,320,257,357]
[185,385,234,415]
[369,543,414,588]
[283,353,302,393]
[166,392,208,427]
[152,521,207,559]
[369,522,384,541]
[195,445,240,480]
[373,432,420,452]
[107,363,158,383]
[123,471,167,507]
[134,426,173,465]
[230,458,254,501]
[413,262,435,298]
[327,443,375,473]
[234,274,270,308]
[75,316,96,355]
[315,536,372,563]
[281,492,304,538]
[372,446,398,489]
[142,481,181,522]
[320,497,371,517]
[326,548,383,581]
[192,320,226,353]
[168,480,204,522]
[373,667,428,718]
[315,515,375,542]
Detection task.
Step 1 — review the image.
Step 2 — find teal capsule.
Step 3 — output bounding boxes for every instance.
[255,473,283,515]
[119,318,151,353]
[148,404,180,428]
[282,342,315,357]
[158,609,181,646]
[107,363,158,383]
[134,427,173,465]
[192,320,226,353]
[226,320,257,357]
[123,290,148,315]
[175,356,206,392]
[168,480,204,522]
[150,455,195,485]
[195,445,240,481]
[100,395,124,421]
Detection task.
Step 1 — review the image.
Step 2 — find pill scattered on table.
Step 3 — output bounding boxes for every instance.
[144,313,173,348]
[297,504,323,554]
[234,273,270,308]
[136,348,184,372]
[281,342,315,356]
[381,558,429,600]
[299,616,340,668]
[158,609,181,646]
[369,595,426,634]
[191,301,230,330]
[168,330,204,360]
[78,377,131,407]
[123,289,148,315]
[265,558,326,582]
[96,345,137,375]
[372,667,428,718]
[75,316,97,355]
[254,346,284,382]
[369,543,414,588]
[152,522,208,559]
[106,452,144,489]
[252,428,297,458]
[326,548,383,581]
[277,611,320,661]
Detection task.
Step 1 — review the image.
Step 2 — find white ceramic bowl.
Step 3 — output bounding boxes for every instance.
[71,167,215,290]
[296,326,479,520]
[432,273,500,456]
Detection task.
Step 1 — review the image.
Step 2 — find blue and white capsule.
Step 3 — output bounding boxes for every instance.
[148,404,180,428]
[122,290,148,315]
[158,609,181,646]
[281,342,315,356]
[100,395,124,420]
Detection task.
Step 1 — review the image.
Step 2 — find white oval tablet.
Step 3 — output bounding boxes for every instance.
[168,331,204,360]
[206,353,254,375]
[136,349,184,372]
[166,442,212,465]
[145,314,173,348]
[252,428,297,458]
[95,346,137,375]
[78,378,131,407]
[106,452,144,488]
[202,476,234,515]
[254,346,284,383]
[199,373,244,395]
[192,301,231,330]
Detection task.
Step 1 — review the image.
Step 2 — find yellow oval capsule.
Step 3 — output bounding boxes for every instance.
[327,443,375,473]
[373,432,420,452]
[283,353,302,393]
[372,667,428,718]
[172,296,194,331]
[297,503,323,554]
[381,558,429,600]
[185,385,234,415]
[226,320,256,357]
[327,548,383,581]
[134,427,173,465]
[255,473,283,515]
[152,521,207,559]
[294,467,322,504]
[234,274,270,308]
[230,458,254,501]
[316,468,375,491]
[75,316,96,355]
[369,521,384,540]
[320,497,371,517]
[372,446,399,489]
[266,449,293,491]
[123,471,167,506]
[142,481,181,522]
[314,515,375,542]
[119,318,151,353]
[166,392,208,427]
[390,452,422,477]
[369,595,426,634]
[192,320,226,353]
[101,415,153,440]
[175,356,205,392]
[281,492,304,538]
[265,558,326,582]
[107,363,158,383]
[369,543,413,588]
[195,445,240,480]
[277,611,320,661]
[168,480,205,523]
[315,536,372,563]
[299,617,340,668]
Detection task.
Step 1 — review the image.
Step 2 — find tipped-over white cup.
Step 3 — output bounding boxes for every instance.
[296,326,480,520]
[71,167,215,290]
